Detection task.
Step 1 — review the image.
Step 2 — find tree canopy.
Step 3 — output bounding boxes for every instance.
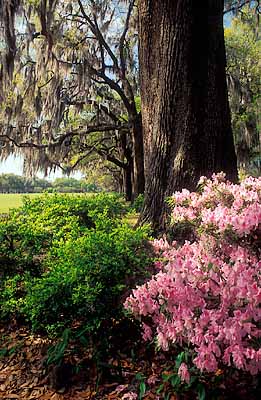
[0,0,143,199]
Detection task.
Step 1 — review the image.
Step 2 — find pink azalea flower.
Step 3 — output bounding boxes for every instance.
[124,175,261,375]
[178,363,190,384]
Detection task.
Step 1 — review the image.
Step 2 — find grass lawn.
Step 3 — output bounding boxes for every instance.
[0,193,40,213]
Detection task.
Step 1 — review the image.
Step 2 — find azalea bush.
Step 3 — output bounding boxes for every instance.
[168,172,261,239]
[125,174,261,383]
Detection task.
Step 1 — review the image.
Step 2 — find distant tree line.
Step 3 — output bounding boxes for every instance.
[0,174,100,194]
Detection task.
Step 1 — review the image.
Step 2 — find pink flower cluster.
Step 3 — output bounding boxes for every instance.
[124,175,261,379]
[170,174,261,236]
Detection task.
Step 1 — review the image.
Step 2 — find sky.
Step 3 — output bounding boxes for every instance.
[0,155,83,180]
[0,155,23,175]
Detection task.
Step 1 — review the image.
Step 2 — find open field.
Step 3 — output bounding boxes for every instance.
[0,192,115,214]
[0,193,41,213]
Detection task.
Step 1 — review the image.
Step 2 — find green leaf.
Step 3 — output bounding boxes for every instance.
[156,384,164,394]
[197,383,206,400]
[175,351,185,369]
[139,381,146,398]
[162,373,171,382]
[171,375,181,387]
[136,372,144,381]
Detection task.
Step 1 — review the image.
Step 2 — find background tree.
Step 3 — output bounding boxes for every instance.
[52,176,99,192]
[0,173,50,193]
[225,5,261,173]
[0,0,143,200]
[0,174,25,193]
[0,173,100,193]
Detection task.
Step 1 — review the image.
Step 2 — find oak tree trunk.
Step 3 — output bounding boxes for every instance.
[138,0,238,231]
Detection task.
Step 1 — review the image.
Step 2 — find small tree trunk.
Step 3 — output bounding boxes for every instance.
[119,130,134,201]
[123,162,133,202]
[130,112,145,198]
[138,0,238,231]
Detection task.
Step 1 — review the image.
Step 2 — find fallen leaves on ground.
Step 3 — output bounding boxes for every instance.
[1,325,260,400]
[0,325,150,400]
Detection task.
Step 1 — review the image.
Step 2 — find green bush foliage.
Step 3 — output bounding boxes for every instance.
[0,192,126,276]
[0,192,151,353]
[131,194,144,213]
[23,224,150,335]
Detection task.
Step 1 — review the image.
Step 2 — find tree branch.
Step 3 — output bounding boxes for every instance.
[77,0,119,70]
[54,54,132,113]
[90,67,132,112]
[70,139,128,171]
[0,124,128,150]
[119,0,135,76]
[38,71,54,89]
[0,134,48,149]
[95,149,127,169]
[223,0,252,14]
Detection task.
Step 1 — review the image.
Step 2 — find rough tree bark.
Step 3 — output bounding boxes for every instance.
[138,0,238,231]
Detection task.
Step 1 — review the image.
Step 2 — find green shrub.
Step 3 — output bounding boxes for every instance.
[0,275,27,318]
[131,194,144,213]
[0,193,135,324]
[0,192,126,277]
[0,192,153,365]
[22,224,151,336]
